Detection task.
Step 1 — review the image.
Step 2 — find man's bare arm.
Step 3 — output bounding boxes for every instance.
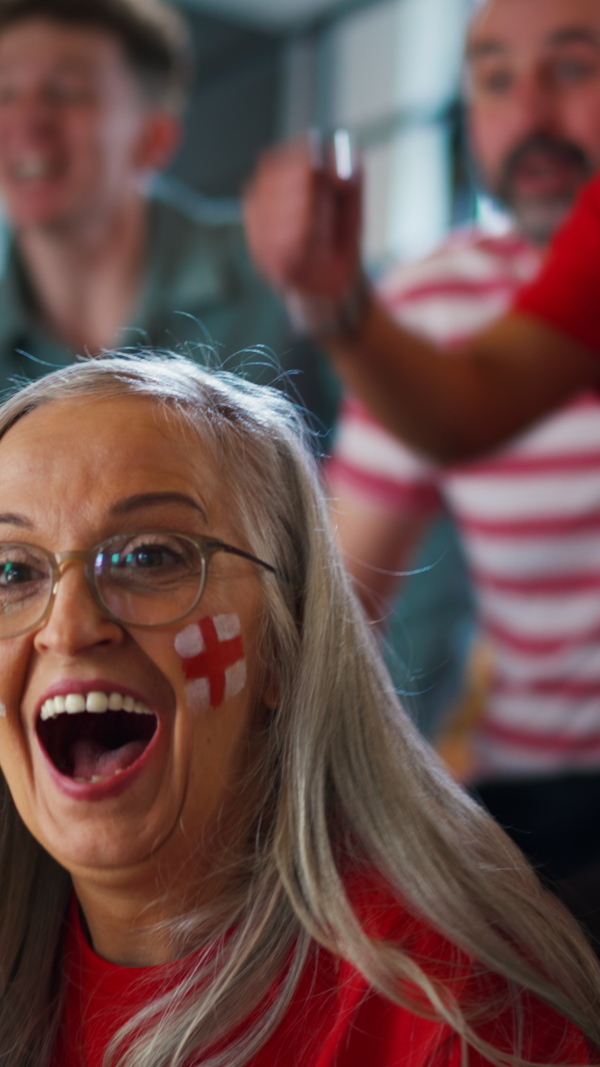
[326,300,599,462]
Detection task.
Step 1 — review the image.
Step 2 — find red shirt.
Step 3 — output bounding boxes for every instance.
[51,890,594,1067]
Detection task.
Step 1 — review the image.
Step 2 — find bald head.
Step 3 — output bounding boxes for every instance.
[465,0,600,244]
[468,0,600,43]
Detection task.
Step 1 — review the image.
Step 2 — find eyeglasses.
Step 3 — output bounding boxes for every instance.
[0,531,276,638]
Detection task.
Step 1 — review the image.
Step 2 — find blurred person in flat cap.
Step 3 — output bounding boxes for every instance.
[0,0,291,385]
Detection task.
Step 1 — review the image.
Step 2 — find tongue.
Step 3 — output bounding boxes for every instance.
[69,737,147,781]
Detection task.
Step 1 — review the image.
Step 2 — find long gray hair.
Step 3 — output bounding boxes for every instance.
[0,353,598,1067]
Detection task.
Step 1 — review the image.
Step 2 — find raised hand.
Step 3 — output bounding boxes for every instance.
[243,132,363,310]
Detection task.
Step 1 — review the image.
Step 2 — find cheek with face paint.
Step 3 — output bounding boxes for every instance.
[174,614,247,710]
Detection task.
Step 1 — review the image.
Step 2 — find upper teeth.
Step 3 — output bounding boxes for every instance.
[14,157,55,180]
[40,692,153,721]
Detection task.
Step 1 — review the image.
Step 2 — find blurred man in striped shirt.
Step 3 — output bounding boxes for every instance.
[327,0,600,904]
[245,0,600,933]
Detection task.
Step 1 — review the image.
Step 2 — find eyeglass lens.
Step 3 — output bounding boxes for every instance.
[0,534,208,636]
[95,533,206,625]
[0,543,54,635]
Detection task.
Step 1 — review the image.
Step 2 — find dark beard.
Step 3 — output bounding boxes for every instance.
[490,131,594,245]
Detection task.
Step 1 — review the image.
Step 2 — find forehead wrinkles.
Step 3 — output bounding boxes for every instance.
[0,397,211,502]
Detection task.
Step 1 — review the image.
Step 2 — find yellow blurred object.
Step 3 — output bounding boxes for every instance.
[435,638,493,782]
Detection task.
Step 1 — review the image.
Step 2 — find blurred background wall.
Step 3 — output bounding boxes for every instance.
[170,0,481,273]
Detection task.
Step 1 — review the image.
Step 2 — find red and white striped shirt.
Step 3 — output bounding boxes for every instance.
[329,226,600,777]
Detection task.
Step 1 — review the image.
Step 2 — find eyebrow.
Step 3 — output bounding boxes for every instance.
[0,493,209,531]
[547,27,600,48]
[110,492,209,523]
[467,25,600,62]
[0,513,33,528]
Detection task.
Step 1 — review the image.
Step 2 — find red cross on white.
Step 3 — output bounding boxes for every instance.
[174,614,247,708]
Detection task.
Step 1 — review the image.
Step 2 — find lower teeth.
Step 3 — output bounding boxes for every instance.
[73,768,125,784]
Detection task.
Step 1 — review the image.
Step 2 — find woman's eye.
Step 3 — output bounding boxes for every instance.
[111,539,190,572]
[124,546,177,569]
[0,562,32,585]
[99,537,199,585]
[0,558,47,591]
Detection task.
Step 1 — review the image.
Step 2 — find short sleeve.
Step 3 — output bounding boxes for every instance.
[327,395,443,516]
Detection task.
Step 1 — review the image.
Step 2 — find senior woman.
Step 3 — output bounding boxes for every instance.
[0,355,597,1067]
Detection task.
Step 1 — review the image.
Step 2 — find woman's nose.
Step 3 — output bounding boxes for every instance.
[32,560,124,656]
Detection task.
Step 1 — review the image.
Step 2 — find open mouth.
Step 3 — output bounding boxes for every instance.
[36,692,158,783]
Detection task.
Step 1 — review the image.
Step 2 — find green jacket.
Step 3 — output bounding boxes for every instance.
[0,186,291,393]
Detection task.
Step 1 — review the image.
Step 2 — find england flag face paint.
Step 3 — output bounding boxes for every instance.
[175,614,247,710]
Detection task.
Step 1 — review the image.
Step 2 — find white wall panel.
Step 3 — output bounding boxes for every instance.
[325,0,400,127]
[316,0,471,267]
[386,125,452,262]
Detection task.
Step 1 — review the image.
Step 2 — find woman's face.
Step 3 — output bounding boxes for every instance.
[0,394,271,892]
